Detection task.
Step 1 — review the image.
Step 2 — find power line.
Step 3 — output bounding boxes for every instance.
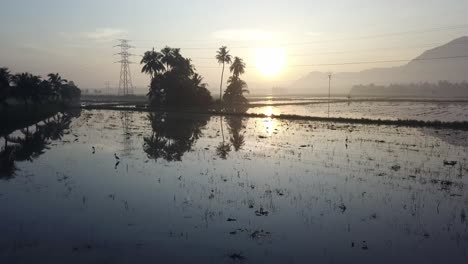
[187,42,463,60]
[129,24,468,50]
[192,54,468,69]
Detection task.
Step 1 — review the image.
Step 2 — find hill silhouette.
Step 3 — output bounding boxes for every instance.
[291,36,468,96]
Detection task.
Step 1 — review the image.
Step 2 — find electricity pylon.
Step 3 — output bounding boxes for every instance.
[114,39,135,96]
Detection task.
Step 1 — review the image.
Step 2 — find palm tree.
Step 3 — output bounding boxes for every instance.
[160,46,174,70]
[0,68,11,107]
[47,73,67,101]
[230,57,246,79]
[223,76,249,105]
[216,46,232,101]
[141,48,165,80]
[12,73,42,107]
[192,73,208,89]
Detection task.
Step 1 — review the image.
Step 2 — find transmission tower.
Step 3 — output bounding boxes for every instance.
[114,39,135,96]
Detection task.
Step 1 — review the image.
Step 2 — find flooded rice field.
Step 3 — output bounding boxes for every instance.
[1,109,468,263]
[248,101,468,122]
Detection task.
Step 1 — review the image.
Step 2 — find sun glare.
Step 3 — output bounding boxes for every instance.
[255,48,285,77]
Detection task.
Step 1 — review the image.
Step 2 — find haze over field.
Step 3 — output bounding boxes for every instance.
[3,1,468,263]
[1,0,468,95]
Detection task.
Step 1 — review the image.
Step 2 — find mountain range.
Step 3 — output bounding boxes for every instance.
[290,36,468,96]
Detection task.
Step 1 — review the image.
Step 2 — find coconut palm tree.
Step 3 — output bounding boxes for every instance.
[47,73,67,101]
[230,57,246,79]
[12,73,42,107]
[141,48,165,80]
[223,76,249,105]
[191,73,206,87]
[0,68,11,107]
[216,46,232,101]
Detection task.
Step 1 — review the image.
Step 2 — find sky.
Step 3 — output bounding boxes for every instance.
[1,0,468,94]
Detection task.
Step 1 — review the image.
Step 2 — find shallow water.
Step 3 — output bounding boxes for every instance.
[248,101,468,122]
[1,110,468,263]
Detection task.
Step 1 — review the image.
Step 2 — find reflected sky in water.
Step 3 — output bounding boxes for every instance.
[248,101,468,122]
[0,110,467,263]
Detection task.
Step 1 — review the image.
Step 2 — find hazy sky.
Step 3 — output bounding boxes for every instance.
[1,0,468,93]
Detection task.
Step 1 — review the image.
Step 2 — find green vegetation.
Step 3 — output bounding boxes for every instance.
[0,67,81,110]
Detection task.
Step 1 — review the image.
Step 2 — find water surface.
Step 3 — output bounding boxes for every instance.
[1,110,467,263]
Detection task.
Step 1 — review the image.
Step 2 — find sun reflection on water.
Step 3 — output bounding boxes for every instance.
[262,117,278,135]
[264,105,280,116]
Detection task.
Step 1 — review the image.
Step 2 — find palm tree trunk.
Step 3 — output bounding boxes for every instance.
[219,63,225,101]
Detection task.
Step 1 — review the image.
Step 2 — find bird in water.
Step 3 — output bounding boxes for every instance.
[114,153,120,160]
[92,146,95,154]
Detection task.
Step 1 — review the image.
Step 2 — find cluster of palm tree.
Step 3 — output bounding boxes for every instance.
[140,47,211,107]
[140,46,249,107]
[216,46,249,105]
[0,67,81,109]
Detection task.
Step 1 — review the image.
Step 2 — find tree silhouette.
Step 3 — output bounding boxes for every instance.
[59,81,81,103]
[12,73,42,107]
[0,67,81,109]
[223,76,249,105]
[230,57,246,79]
[216,46,232,101]
[47,73,67,101]
[141,47,212,107]
[0,68,11,107]
[223,56,249,106]
[141,48,165,80]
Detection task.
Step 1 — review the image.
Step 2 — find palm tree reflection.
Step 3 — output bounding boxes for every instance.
[143,112,209,162]
[216,108,247,159]
[226,115,245,151]
[0,111,77,179]
[216,117,231,160]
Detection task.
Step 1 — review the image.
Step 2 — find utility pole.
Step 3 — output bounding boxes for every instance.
[114,39,135,96]
[328,73,332,118]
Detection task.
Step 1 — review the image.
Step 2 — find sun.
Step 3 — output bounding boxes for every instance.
[255,47,285,77]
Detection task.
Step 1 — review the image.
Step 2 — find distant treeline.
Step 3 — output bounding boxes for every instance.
[0,67,81,110]
[350,81,468,98]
